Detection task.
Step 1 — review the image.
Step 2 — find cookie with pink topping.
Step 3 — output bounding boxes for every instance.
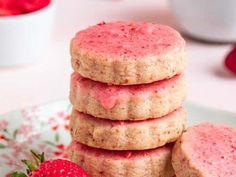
[172,123,236,177]
[71,21,186,85]
[70,72,186,120]
[68,141,174,177]
[70,107,186,150]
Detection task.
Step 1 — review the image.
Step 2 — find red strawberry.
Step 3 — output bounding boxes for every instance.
[12,150,89,177]
[0,0,22,16]
[29,159,88,177]
[17,0,50,13]
[0,0,14,8]
[225,46,236,74]
[0,8,21,16]
[0,0,50,16]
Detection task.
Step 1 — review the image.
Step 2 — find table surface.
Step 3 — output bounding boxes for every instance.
[0,0,235,114]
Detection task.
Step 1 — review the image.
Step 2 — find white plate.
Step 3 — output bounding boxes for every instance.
[0,100,235,176]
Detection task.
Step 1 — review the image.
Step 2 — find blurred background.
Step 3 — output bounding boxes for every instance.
[0,0,235,114]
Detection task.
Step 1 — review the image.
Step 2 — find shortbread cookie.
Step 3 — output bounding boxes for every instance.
[172,123,236,177]
[68,141,174,177]
[70,108,186,150]
[70,72,186,120]
[71,21,186,85]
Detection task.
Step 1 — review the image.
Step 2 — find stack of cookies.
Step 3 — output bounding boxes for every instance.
[68,21,187,177]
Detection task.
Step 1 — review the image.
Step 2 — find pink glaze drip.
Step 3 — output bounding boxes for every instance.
[72,21,185,58]
[71,72,182,109]
[184,123,236,177]
[73,141,172,159]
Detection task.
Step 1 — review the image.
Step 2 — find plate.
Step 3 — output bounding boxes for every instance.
[0,100,235,176]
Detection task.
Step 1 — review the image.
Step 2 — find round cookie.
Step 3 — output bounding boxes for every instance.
[71,21,186,85]
[70,72,186,120]
[172,123,236,177]
[70,108,186,150]
[68,141,174,177]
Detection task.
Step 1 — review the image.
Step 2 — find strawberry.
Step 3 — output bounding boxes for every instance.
[0,0,14,8]
[12,150,89,177]
[0,0,22,16]
[0,8,21,16]
[225,46,236,74]
[17,0,50,13]
[0,0,50,16]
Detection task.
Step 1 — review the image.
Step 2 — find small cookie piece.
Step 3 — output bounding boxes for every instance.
[68,141,174,177]
[70,107,186,150]
[71,21,186,85]
[70,72,186,120]
[172,123,236,177]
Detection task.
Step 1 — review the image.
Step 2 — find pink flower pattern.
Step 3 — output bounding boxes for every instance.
[0,101,71,177]
[0,120,8,130]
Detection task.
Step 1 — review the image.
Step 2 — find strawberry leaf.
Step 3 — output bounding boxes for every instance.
[30,150,45,163]
[22,160,37,173]
[11,172,27,177]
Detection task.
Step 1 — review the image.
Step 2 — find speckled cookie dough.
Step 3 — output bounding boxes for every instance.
[70,73,186,120]
[68,141,174,177]
[70,21,186,85]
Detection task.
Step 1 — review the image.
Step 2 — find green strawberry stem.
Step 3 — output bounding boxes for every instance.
[22,160,37,174]
[30,150,45,164]
[12,150,45,177]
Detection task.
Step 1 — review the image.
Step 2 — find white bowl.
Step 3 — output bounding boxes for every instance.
[0,1,55,66]
[169,0,236,42]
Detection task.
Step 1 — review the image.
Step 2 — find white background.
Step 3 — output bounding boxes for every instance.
[0,0,235,114]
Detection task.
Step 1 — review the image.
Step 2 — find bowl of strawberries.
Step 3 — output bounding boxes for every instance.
[0,0,55,66]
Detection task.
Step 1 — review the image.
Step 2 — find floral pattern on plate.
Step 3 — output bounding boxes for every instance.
[0,100,71,177]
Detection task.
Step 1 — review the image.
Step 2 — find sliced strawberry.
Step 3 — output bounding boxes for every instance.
[0,0,19,10]
[0,8,11,16]
[0,0,11,8]
[0,8,21,16]
[0,0,22,16]
[17,0,50,13]
[0,0,50,16]
[225,46,236,74]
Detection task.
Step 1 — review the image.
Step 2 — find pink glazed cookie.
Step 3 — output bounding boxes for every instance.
[68,141,174,177]
[70,72,186,120]
[172,123,236,177]
[70,107,186,150]
[71,21,186,85]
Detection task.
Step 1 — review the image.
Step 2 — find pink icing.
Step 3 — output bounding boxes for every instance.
[72,141,172,159]
[183,123,236,177]
[72,21,185,58]
[71,72,182,109]
[74,107,181,125]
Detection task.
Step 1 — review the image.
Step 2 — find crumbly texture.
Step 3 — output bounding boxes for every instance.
[172,123,236,177]
[172,139,199,177]
[70,74,187,120]
[68,142,175,177]
[70,21,186,85]
[70,108,186,150]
